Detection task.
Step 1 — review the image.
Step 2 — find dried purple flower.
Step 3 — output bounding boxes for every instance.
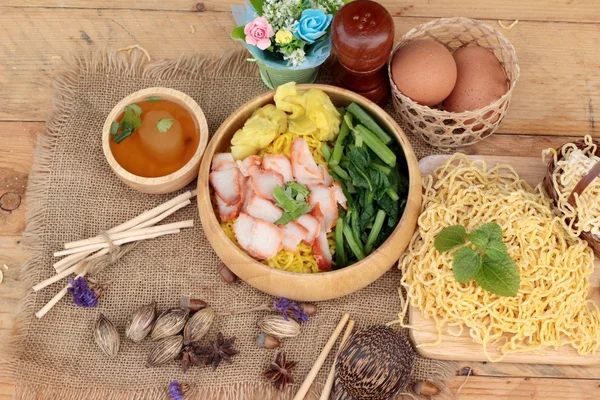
[168,380,183,400]
[272,297,309,323]
[67,276,98,307]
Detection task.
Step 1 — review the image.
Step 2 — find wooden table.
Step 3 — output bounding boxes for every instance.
[0,1,598,398]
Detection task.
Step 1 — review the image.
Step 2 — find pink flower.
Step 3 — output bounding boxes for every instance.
[244,17,275,51]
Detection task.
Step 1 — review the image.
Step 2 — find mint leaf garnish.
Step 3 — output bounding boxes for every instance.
[274,183,312,225]
[467,229,489,250]
[475,254,520,297]
[435,222,519,297]
[453,247,482,283]
[156,118,175,133]
[434,225,466,252]
[485,240,508,262]
[478,222,503,242]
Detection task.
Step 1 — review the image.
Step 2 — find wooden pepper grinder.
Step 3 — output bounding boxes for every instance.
[331,0,395,107]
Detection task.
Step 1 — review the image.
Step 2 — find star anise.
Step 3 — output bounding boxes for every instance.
[262,351,297,391]
[178,342,204,373]
[197,332,239,370]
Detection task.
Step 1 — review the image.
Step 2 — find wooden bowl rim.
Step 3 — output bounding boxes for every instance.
[198,84,422,283]
[101,87,209,187]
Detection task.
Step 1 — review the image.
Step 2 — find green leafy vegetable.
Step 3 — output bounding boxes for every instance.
[453,247,482,283]
[353,125,396,167]
[146,96,161,102]
[156,118,175,133]
[434,225,466,252]
[347,102,392,144]
[335,218,346,269]
[249,0,264,15]
[112,103,143,144]
[110,122,119,135]
[273,183,312,225]
[435,222,520,297]
[475,254,520,297]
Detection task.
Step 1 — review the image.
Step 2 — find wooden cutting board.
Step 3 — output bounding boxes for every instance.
[409,155,600,365]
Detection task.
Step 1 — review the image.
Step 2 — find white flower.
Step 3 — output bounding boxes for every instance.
[263,0,303,32]
[283,48,307,67]
[309,0,344,14]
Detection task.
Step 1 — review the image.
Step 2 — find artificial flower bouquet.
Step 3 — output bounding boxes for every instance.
[231,0,348,88]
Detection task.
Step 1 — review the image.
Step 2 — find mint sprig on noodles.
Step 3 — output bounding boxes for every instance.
[435,223,520,297]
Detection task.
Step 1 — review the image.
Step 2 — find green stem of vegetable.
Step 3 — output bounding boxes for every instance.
[386,188,400,201]
[354,132,363,148]
[346,181,357,194]
[335,218,346,268]
[340,160,350,169]
[365,210,387,254]
[354,124,397,167]
[372,162,391,175]
[336,106,345,115]
[351,210,364,253]
[321,144,332,161]
[344,113,354,130]
[343,224,366,260]
[331,116,350,166]
[331,165,351,181]
[347,102,392,144]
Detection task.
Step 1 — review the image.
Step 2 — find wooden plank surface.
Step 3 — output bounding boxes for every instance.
[6,0,600,23]
[1,6,599,138]
[1,1,600,398]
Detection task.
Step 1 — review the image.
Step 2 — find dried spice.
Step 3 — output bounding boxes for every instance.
[183,307,215,344]
[258,315,301,339]
[262,351,297,391]
[180,296,208,313]
[151,307,189,341]
[218,262,238,284]
[197,332,239,370]
[147,335,184,367]
[126,301,157,343]
[179,341,205,373]
[94,313,120,358]
[256,332,281,349]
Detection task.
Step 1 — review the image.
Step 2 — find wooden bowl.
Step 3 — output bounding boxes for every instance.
[198,84,422,301]
[102,87,208,194]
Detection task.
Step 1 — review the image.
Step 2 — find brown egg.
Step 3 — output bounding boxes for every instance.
[444,46,508,116]
[391,39,457,106]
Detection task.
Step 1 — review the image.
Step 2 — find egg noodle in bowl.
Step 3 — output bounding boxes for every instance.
[396,154,600,362]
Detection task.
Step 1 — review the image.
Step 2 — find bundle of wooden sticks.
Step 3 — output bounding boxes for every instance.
[34,190,197,318]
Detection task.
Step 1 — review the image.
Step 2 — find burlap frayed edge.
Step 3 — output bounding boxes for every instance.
[13,381,324,400]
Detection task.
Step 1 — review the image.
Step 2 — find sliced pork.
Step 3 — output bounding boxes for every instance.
[263,154,294,183]
[246,194,284,224]
[296,213,320,245]
[209,168,242,205]
[249,219,283,260]
[280,221,309,253]
[248,166,285,201]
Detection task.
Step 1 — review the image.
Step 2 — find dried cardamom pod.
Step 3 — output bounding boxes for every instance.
[94,313,120,357]
[150,307,189,341]
[258,315,301,339]
[126,301,157,343]
[183,307,215,344]
[146,335,183,367]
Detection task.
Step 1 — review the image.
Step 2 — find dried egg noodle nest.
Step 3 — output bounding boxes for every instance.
[398,154,600,362]
[220,132,335,274]
[543,135,600,238]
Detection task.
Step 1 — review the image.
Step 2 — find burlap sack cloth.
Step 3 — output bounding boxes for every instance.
[0,48,454,399]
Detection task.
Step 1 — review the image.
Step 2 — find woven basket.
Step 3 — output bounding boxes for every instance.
[542,139,600,258]
[388,17,520,150]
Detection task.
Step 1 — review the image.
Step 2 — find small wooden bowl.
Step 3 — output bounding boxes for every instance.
[102,87,208,194]
[543,139,600,258]
[197,84,422,301]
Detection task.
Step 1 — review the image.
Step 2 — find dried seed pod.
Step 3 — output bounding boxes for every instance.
[300,303,317,316]
[94,313,120,358]
[258,315,300,339]
[180,296,208,313]
[146,335,183,367]
[218,262,238,284]
[150,307,189,341]
[126,301,156,343]
[183,307,215,344]
[413,381,439,396]
[256,332,281,349]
